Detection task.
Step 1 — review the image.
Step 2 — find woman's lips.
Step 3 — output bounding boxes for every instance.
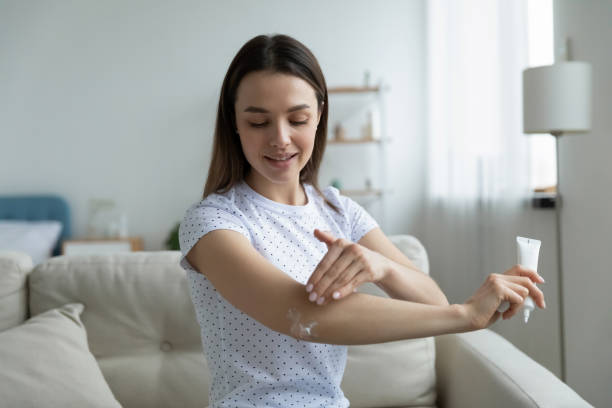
[265,153,297,168]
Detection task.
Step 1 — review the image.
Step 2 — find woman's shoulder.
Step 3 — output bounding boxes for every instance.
[310,183,345,208]
[185,184,242,217]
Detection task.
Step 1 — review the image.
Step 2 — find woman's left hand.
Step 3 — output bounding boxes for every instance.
[305,229,390,306]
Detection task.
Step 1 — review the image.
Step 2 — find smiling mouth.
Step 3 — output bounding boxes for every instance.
[265,153,298,161]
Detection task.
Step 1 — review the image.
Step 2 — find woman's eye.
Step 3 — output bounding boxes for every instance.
[248,120,308,128]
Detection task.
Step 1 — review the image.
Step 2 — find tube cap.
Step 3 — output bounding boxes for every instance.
[523,308,531,323]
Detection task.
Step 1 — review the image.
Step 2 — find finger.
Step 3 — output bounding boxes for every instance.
[306,241,344,297]
[314,229,336,247]
[342,270,370,298]
[503,283,525,306]
[507,264,545,284]
[502,282,529,319]
[321,259,363,304]
[323,262,367,305]
[504,275,546,309]
[315,252,357,303]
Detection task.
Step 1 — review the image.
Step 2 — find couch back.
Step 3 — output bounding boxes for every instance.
[1,235,437,408]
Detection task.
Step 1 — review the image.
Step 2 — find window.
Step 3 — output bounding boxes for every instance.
[527,0,557,192]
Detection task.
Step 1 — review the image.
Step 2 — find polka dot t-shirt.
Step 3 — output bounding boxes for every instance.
[178,180,379,408]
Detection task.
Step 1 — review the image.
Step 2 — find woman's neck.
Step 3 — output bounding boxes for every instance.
[244,173,308,206]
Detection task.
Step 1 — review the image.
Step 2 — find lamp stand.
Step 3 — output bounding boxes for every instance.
[552,131,567,383]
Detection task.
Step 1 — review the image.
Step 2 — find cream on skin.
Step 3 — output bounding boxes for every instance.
[497,236,542,323]
[287,307,319,340]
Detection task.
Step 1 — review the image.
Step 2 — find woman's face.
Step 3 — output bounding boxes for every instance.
[234,71,322,186]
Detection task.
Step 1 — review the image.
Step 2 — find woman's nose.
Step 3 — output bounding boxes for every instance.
[269,122,292,147]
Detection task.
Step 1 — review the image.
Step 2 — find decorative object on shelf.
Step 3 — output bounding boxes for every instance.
[365,178,372,190]
[165,222,181,250]
[363,70,370,88]
[522,36,592,383]
[87,199,130,239]
[107,212,129,239]
[330,178,343,190]
[361,109,381,141]
[87,198,117,238]
[333,123,347,142]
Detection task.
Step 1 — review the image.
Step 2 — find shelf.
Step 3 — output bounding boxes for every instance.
[534,185,557,193]
[328,85,381,94]
[62,236,143,255]
[340,189,385,197]
[328,137,389,144]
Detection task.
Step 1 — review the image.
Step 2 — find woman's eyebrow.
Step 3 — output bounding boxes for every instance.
[243,104,310,113]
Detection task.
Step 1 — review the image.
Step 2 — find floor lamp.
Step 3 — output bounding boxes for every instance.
[522,56,592,383]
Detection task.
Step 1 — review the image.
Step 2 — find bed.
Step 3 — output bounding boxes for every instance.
[0,194,72,264]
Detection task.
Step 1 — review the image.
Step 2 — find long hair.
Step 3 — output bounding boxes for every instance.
[202,34,339,213]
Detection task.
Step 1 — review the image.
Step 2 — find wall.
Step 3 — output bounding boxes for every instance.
[0,0,426,248]
[554,1,612,407]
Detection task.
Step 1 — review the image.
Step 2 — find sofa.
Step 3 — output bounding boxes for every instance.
[0,235,592,408]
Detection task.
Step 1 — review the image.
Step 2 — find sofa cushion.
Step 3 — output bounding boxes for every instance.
[341,235,437,407]
[0,250,33,332]
[29,251,210,408]
[0,302,122,408]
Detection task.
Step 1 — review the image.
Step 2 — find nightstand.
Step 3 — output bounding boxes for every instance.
[62,237,143,255]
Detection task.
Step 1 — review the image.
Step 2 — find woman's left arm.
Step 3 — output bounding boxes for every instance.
[359,228,449,306]
[308,228,449,306]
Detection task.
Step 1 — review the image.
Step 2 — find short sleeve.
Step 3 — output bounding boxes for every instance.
[178,199,250,271]
[342,195,380,242]
[323,186,380,243]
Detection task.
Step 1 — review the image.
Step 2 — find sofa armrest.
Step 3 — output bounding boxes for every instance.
[434,329,593,408]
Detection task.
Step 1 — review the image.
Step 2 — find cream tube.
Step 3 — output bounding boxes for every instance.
[497,236,542,323]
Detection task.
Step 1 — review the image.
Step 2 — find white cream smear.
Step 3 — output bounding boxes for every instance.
[287,308,318,340]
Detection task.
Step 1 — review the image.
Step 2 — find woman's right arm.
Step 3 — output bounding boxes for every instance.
[186,229,473,345]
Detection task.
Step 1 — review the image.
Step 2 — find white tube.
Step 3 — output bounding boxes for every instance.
[497,236,541,323]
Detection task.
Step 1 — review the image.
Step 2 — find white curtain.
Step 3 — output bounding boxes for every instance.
[423,0,533,305]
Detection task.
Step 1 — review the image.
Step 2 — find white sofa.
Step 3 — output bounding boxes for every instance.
[0,235,592,408]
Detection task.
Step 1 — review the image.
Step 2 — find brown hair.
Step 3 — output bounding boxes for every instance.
[202,34,339,213]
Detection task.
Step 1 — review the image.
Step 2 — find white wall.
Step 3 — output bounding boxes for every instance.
[0,0,426,248]
[554,1,612,407]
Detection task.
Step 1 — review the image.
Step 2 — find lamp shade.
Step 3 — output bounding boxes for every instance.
[523,61,592,134]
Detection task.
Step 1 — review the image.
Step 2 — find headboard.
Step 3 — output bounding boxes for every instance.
[0,195,72,256]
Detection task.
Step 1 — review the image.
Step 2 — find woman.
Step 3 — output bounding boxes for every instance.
[179,33,546,408]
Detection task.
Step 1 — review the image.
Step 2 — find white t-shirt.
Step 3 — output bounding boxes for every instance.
[178,179,379,408]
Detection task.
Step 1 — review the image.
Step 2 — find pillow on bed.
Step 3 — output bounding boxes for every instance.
[0,220,62,265]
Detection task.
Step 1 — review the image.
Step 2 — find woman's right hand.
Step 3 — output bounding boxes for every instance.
[461,265,547,330]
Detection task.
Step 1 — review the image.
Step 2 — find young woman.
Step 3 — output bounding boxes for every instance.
[179,34,546,408]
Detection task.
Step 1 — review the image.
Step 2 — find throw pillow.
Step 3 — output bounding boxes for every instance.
[0,303,122,408]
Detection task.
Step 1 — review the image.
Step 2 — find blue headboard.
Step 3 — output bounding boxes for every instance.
[0,194,72,256]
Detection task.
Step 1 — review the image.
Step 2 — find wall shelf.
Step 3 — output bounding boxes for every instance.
[327,137,391,144]
[328,85,381,94]
[323,80,389,230]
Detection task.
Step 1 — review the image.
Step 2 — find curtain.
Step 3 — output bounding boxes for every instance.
[423,0,533,305]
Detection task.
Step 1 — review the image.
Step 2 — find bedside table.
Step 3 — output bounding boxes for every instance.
[62,237,143,255]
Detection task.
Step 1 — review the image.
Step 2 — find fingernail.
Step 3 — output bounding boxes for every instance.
[332,291,340,300]
[544,300,547,308]
[306,283,313,292]
[309,292,318,302]
[317,297,325,305]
